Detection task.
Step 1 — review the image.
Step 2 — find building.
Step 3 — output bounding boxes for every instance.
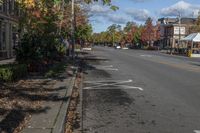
[0,0,20,60]
[157,17,197,51]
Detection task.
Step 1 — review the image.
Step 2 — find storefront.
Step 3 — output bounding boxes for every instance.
[181,33,200,57]
[0,0,19,60]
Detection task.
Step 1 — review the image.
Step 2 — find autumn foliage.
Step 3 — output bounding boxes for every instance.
[141,18,160,47]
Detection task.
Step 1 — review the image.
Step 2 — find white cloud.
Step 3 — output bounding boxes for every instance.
[126,8,150,21]
[107,14,130,24]
[130,0,152,2]
[90,4,110,14]
[160,1,200,17]
[87,3,112,17]
[88,3,130,25]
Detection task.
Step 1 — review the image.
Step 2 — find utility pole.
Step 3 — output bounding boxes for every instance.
[71,0,75,60]
[178,12,181,54]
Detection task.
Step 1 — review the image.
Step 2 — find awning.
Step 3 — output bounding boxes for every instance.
[181,33,200,42]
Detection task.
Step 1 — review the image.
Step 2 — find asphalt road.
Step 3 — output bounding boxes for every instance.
[82,46,200,133]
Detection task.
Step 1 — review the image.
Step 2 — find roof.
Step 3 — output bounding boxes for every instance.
[158,17,197,25]
[181,33,200,42]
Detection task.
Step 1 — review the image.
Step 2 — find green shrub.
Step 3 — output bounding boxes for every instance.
[0,64,28,82]
[45,62,67,78]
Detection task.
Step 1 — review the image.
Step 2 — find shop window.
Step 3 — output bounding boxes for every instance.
[0,0,3,12]
[3,0,7,13]
[0,21,1,50]
[175,39,178,44]
[1,22,6,50]
[8,0,14,15]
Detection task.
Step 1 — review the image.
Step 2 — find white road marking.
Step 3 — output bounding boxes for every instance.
[95,65,118,71]
[116,85,144,91]
[140,54,153,57]
[84,79,132,89]
[83,79,143,91]
[194,130,200,133]
[102,65,113,68]
[106,68,118,71]
[84,79,132,83]
[84,79,133,86]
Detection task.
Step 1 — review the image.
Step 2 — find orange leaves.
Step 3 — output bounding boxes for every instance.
[17,0,36,8]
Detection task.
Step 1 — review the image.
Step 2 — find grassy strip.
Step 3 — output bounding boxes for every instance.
[45,61,68,78]
[0,64,28,82]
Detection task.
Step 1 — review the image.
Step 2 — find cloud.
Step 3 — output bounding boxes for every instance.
[90,4,110,14]
[88,3,130,25]
[87,3,112,17]
[160,1,200,17]
[130,0,152,2]
[126,8,150,21]
[107,14,130,24]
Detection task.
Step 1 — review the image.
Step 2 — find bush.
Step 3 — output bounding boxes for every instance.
[45,62,67,78]
[147,46,159,50]
[0,64,28,82]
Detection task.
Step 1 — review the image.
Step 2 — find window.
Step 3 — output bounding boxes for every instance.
[3,0,7,13]
[14,0,19,16]
[0,21,1,50]
[2,22,6,50]
[175,39,178,44]
[0,0,3,12]
[9,0,14,15]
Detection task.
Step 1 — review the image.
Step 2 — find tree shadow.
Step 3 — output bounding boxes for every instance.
[0,75,70,133]
[0,106,51,133]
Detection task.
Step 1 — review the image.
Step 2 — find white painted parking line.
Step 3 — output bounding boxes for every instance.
[115,85,144,91]
[94,65,118,71]
[84,79,133,83]
[194,130,200,133]
[104,68,119,71]
[140,54,153,57]
[84,79,132,89]
[102,65,113,68]
[83,79,143,91]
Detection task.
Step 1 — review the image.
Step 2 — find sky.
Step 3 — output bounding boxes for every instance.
[86,0,200,33]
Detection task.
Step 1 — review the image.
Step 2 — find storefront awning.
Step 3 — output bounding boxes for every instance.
[181,33,200,42]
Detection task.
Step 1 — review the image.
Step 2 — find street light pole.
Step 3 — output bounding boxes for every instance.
[178,12,181,54]
[71,0,75,60]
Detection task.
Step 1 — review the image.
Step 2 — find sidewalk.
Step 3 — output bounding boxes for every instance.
[21,70,76,133]
[0,58,15,65]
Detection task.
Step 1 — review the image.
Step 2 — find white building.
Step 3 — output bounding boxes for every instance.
[0,0,20,60]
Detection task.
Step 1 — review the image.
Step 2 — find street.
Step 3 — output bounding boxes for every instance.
[82,46,200,133]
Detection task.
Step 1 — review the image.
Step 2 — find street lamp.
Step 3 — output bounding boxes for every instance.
[71,0,75,60]
[178,12,181,54]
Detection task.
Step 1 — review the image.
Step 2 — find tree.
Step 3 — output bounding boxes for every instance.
[124,21,137,33]
[141,17,157,47]
[107,24,122,46]
[15,0,93,65]
[75,24,93,46]
[190,12,200,33]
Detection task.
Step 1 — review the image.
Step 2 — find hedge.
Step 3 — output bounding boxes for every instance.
[0,64,28,82]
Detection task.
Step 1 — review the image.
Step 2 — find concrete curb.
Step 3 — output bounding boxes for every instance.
[52,69,78,133]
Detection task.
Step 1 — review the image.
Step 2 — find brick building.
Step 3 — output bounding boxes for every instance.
[157,17,197,51]
[0,0,20,60]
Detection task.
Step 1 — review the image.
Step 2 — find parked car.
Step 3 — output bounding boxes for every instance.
[115,46,121,49]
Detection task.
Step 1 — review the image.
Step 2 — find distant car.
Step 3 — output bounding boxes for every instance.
[115,46,121,49]
[122,47,129,50]
[82,47,92,51]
